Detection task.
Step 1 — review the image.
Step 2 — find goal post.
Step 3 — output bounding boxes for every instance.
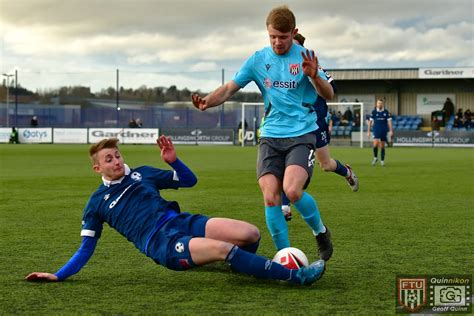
[240,101,364,148]
[241,102,264,147]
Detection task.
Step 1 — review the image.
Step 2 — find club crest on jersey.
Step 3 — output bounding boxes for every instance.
[130,172,142,182]
[289,63,300,75]
[104,194,110,201]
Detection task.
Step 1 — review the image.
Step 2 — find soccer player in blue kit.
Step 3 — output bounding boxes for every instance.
[25,136,325,285]
[192,6,334,261]
[367,99,394,166]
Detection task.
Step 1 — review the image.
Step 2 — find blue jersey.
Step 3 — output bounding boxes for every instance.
[233,44,327,138]
[370,108,392,133]
[314,67,337,129]
[81,165,184,255]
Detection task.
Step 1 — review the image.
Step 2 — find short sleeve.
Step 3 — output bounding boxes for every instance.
[233,54,256,88]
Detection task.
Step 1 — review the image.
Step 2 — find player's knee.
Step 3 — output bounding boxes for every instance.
[244,224,260,243]
[263,192,280,206]
[285,188,303,203]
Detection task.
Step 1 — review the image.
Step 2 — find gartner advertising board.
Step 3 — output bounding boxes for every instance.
[419,67,474,79]
[88,128,159,144]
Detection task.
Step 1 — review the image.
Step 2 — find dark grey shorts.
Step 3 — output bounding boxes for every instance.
[257,133,317,183]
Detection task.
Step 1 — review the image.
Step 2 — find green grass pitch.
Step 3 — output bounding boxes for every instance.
[0,144,473,314]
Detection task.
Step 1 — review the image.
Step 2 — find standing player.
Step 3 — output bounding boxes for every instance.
[282,33,359,221]
[192,6,333,261]
[367,99,394,166]
[25,136,325,286]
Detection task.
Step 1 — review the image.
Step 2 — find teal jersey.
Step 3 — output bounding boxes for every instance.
[233,44,327,138]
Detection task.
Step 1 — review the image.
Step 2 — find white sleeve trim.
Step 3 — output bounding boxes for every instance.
[172,170,179,181]
[81,229,96,237]
[388,117,393,121]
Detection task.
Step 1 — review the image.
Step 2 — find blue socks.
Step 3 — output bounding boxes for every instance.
[293,192,325,234]
[281,192,291,206]
[265,205,290,250]
[334,160,348,177]
[226,246,299,283]
[381,148,385,161]
[373,147,378,158]
[240,237,260,254]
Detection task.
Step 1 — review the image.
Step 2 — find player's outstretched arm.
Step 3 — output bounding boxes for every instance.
[157,135,177,164]
[191,81,240,111]
[25,272,58,282]
[25,236,98,282]
[301,49,334,100]
[157,135,197,187]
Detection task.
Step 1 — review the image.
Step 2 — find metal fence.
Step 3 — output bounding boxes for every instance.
[0,101,262,130]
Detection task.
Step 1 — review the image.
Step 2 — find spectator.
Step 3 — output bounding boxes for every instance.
[352,112,361,131]
[128,118,138,128]
[9,127,19,144]
[464,109,472,128]
[441,97,455,124]
[341,107,353,125]
[453,109,463,128]
[30,116,38,127]
[135,118,143,128]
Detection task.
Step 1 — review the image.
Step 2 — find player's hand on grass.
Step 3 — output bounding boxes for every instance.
[192,94,207,111]
[157,135,177,164]
[25,272,58,282]
[301,49,319,79]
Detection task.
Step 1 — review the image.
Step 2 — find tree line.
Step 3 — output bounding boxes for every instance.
[1,84,263,105]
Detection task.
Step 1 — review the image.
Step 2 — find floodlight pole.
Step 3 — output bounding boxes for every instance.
[2,73,14,127]
[14,70,18,127]
[116,69,120,127]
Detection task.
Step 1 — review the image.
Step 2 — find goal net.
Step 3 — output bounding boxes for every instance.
[240,102,365,148]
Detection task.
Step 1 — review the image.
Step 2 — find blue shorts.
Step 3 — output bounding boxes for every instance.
[373,130,388,142]
[147,213,209,271]
[315,123,330,149]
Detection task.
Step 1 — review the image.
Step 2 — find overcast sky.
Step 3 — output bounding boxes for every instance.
[1,0,473,93]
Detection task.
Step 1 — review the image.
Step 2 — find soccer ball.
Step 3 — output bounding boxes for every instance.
[273,247,309,270]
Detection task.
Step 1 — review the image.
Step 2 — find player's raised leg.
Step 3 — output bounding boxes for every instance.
[283,165,333,261]
[315,145,359,192]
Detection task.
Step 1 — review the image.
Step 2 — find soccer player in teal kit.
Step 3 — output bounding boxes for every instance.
[192,6,333,261]
[25,136,325,285]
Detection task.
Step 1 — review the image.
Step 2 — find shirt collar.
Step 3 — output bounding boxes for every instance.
[376,108,385,112]
[102,164,131,187]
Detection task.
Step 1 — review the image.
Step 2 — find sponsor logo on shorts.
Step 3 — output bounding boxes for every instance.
[308,149,315,167]
[175,242,185,253]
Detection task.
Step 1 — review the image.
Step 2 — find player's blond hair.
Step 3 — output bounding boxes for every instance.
[266,5,296,33]
[89,138,119,164]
